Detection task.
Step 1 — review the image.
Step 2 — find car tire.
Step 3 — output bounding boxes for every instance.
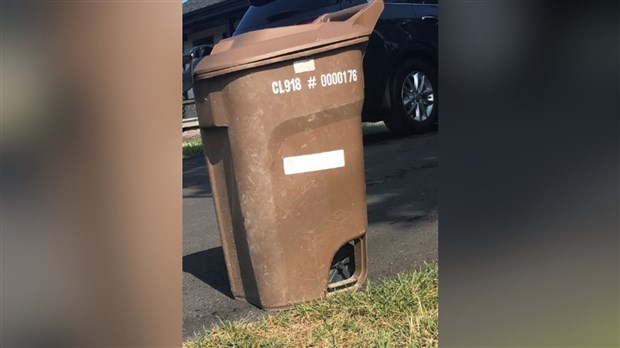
[384,59,438,135]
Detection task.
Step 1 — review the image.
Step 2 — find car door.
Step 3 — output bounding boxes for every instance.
[409,0,438,51]
[410,0,438,19]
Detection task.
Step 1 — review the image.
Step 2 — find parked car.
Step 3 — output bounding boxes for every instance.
[183,44,213,96]
[235,0,438,134]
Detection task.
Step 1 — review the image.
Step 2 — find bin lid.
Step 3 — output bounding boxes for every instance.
[194,0,384,79]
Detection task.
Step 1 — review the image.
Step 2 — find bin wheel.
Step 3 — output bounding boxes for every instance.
[328,242,356,284]
[384,59,438,135]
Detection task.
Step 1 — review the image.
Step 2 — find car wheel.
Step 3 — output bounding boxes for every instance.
[384,59,438,135]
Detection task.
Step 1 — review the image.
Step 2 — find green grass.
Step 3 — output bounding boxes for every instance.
[182,122,389,158]
[183,138,204,158]
[185,261,438,348]
[361,121,389,135]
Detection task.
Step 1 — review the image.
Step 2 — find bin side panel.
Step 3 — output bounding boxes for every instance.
[201,128,261,303]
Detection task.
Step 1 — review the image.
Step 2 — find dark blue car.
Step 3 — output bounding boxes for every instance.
[235,0,438,134]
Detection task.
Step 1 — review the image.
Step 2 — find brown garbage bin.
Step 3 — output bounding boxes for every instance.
[193,0,384,310]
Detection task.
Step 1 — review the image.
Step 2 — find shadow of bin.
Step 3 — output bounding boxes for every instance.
[193,0,384,311]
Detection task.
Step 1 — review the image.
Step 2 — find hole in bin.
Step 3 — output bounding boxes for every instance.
[328,241,356,285]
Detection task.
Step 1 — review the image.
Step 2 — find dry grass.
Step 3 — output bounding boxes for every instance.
[185,262,438,348]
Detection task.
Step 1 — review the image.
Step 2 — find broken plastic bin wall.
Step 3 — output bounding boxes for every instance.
[193,0,384,310]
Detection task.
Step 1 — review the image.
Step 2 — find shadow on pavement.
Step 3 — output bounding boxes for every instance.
[183,156,212,198]
[362,130,395,145]
[362,130,438,225]
[183,247,233,299]
[363,129,437,145]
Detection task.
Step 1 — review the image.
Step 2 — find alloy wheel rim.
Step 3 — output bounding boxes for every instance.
[401,71,434,122]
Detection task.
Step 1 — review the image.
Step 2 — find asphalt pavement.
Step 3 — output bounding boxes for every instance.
[183,130,438,339]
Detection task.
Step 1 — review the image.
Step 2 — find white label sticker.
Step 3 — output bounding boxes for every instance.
[293,59,315,74]
[283,149,345,175]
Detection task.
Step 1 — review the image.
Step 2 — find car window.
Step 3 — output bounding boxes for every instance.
[235,0,340,35]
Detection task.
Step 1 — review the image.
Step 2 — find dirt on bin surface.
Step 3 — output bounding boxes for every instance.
[182,130,438,339]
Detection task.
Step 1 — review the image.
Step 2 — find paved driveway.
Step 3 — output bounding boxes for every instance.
[183,131,438,339]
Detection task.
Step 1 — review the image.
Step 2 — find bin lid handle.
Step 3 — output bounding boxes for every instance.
[312,0,384,31]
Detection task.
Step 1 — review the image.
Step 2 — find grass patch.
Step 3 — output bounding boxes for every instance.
[362,121,389,135]
[183,138,204,158]
[182,122,389,158]
[185,261,438,348]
